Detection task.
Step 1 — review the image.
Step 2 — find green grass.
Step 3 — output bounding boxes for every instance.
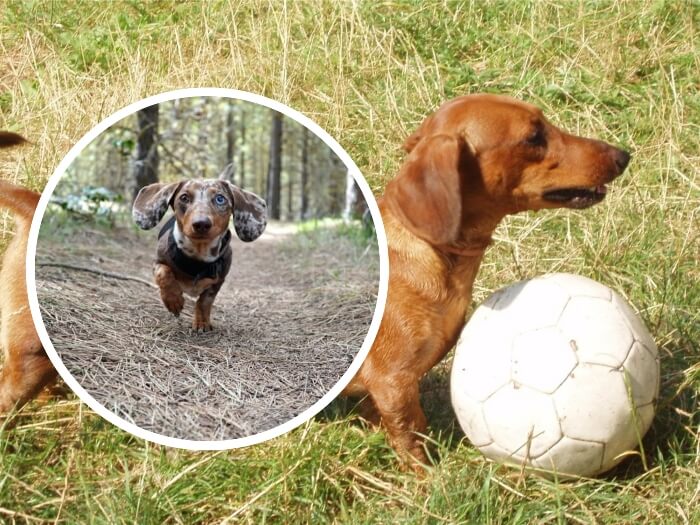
[1,0,698,523]
[295,217,377,248]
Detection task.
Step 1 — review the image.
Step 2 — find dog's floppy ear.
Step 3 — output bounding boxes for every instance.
[223,182,267,242]
[132,181,183,230]
[385,134,465,245]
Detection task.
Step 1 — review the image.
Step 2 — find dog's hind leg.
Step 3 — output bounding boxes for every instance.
[0,339,56,413]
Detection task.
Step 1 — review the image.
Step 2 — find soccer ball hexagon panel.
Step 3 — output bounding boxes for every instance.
[450,273,659,478]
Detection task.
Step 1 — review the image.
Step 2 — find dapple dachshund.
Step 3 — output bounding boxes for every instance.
[133,179,266,331]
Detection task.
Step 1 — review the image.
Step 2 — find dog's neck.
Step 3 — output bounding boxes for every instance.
[173,221,227,262]
[439,238,492,257]
[437,211,503,258]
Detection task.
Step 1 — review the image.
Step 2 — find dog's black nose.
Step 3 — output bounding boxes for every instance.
[192,218,212,233]
[613,149,631,173]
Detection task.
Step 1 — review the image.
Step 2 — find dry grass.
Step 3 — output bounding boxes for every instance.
[0,0,698,523]
[35,220,378,441]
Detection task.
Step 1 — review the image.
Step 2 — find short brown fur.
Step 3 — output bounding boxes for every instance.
[344,94,630,466]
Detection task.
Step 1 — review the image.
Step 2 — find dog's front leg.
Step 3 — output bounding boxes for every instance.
[154,263,184,316]
[369,371,429,468]
[193,284,222,332]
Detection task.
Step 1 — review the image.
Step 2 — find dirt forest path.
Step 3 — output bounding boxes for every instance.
[35,220,379,441]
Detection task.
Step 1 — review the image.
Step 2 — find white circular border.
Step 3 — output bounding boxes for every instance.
[26,88,388,451]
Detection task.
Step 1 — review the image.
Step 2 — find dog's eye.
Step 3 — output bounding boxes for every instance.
[214,194,227,206]
[179,194,190,204]
[524,128,546,147]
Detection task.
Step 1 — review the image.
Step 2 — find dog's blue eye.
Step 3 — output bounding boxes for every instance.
[214,194,227,205]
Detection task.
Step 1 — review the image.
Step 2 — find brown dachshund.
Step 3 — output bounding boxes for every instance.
[133,179,267,331]
[0,132,58,414]
[344,94,630,465]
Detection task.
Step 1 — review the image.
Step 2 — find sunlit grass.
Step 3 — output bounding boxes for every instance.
[0,0,697,523]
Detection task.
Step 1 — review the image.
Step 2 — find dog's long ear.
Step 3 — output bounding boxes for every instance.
[385,134,465,245]
[223,182,267,242]
[132,181,183,230]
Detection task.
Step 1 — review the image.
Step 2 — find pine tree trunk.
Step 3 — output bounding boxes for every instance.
[131,104,159,202]
[224,102,236,183]
[287,168,293,219]
[343,169,365,221]
[239,107,246,188]
[196,98,208,177]
[300,127,309,220]
[266,110,283,220]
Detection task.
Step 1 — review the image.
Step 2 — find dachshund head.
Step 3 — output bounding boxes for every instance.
[385,94,630,246]
[133,179,267,243]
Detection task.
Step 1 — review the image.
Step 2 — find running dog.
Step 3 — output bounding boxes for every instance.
[133,179,267,331]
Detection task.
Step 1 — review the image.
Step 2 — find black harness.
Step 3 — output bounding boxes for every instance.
[157,216,232,283]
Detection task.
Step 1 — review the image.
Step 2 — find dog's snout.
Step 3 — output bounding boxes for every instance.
[613,148,631,173]
[192,217,212,233]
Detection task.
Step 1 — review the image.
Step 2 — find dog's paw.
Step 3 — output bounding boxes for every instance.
[192,319,213,333]
[162,292,184,316]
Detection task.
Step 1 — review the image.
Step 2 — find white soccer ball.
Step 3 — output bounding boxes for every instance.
[451,273,659,478]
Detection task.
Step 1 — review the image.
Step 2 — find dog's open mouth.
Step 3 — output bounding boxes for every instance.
[543,185,608,209]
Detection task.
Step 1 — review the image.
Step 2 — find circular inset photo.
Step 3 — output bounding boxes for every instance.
[28,89,387,449]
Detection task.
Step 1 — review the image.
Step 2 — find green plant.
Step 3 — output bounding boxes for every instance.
[50,186,124,225]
